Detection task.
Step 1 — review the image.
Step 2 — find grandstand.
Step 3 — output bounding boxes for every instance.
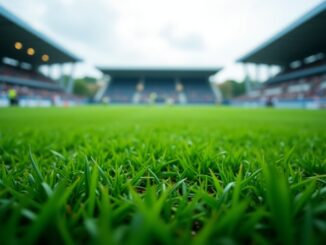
[236,1,326,108]
[98,68,221,104]
[0,5,82,107]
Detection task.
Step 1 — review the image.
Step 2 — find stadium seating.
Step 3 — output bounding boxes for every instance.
[104,78,138,103]
[237,61,326,102]
[183,78,215,103]
[0,5,82,107]
[234,65,326,109]
[0,83,83,107]
[141,78,178,103]
[0,64,83,106]
[0,64,54,84]
[103,77,216,104]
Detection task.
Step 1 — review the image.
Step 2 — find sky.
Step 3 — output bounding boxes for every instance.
[1,0,324,82]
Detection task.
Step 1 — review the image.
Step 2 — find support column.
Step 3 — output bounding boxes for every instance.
[139,77,145,92]
[267,65,274,80]
[66,63,76,94]
[175,78,186,104]
[255,64,260,89]
[243,63,251,94]
[46,65,51,78]
[175,78,182,92]
[94,75,110,103]
[49,64,55,80]
[133,77,144,104]
[210,81,222,104]
[59,64,65,89]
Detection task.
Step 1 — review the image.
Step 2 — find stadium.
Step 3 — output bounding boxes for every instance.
[0,5,221,107]
[0,1,326,245]
[98,68,220,104]
[235,2,326,108]
[0,6,82,107]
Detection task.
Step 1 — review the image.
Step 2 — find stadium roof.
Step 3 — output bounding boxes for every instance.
[238,1,326,66]
[98,67,221,78]
[0,5,80,66]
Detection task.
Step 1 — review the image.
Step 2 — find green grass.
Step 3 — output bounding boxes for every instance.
[0,106,326,245]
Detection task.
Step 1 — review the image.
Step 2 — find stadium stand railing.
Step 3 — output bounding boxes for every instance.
[233,64,326,108]
[0,65,84,107]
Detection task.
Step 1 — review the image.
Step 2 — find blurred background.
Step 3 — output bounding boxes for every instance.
[0,0,325,108]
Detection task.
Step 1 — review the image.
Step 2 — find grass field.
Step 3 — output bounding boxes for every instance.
[0,106,326,245]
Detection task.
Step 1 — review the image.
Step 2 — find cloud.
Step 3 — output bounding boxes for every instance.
[160,25,205,51]
[1,0,325,80]
[43,1,118,50]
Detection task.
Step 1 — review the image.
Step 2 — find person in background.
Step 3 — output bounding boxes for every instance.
[8,88,18,106]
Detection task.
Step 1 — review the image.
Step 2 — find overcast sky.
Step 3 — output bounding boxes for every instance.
[1,0,324,81]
